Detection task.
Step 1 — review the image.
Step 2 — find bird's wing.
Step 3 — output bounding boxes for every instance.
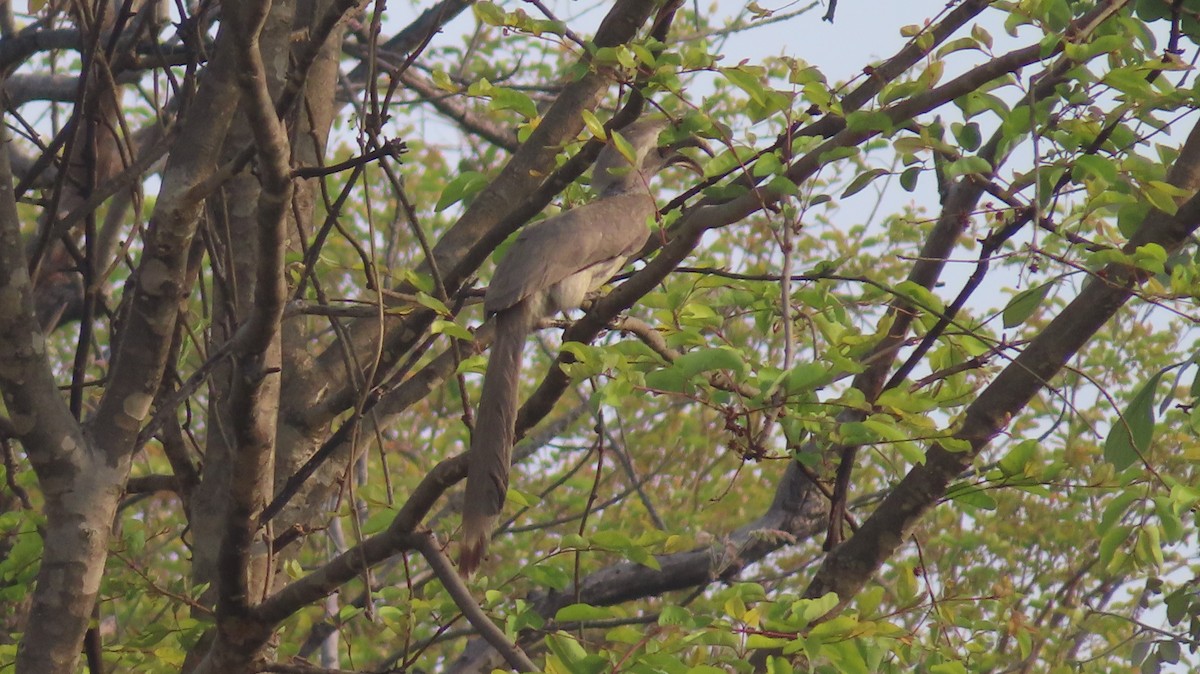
[484,193,655,313]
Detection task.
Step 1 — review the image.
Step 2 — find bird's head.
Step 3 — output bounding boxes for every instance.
[592,116,710,195]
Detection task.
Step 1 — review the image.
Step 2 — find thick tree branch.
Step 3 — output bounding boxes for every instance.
[0,98,108,674]
[0,28,80,72]
[0,125,83,489]
[213,0,294,623]
[88,23,240,460]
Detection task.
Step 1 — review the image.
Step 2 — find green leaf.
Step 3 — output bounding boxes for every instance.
[943,155,993,179]
[1002,281,1052,328]
[611,130,637,167]
[1153,495,1184,540]
[559,534,588,552]
[473,1,505,26]
[1165,587,1190,626]
[555,603,614,622]
[878,79,923,107]
[936,36,985,58]
[899,166,921,192]
[785,362,832,394]
[1038,32,1062,59]
[430,319,473,341]
[675,348,746,379]
[645,367,689,393]
[283,558,303,579]
[590,529,633,549]
[841,168,889,198]
[630,43,656,66]
[801,592,840,621]
[506,487,534,507]
[455,353,486,375]
[614,45,637,69]
[764,652,797,673]
[361,508,395,535]
[489,87,537,119]
[1074,154,1119,183]
[435,171,488,212]
[1132,640,1153,665]
[747,634,791,650]
[1104,371,1165,471]
[953,121,982,151]
[721,65,769,105]
[895,280,945,313]
[844,110,893,134]
[581,109,606,139]
[525,563,571,590]
[1135,523,1164,568]
[997,440,1038,477]
[1140,180,1182,215]
[956,91,1009,119]
[1104,66,1155,98]
[855,586,886,618]
[1132,243,1168,274]
[1159,639,1181,664]
[658,604,692,626]
[948,488,997,510]
[414,292,450,316]
[752,151,783,178]
[971,23,993,50]
[544,632,606,673]
[837,421,877,445]
[431,69,455,92]
[1098,523,1133,569]
[1099,489,1141,536]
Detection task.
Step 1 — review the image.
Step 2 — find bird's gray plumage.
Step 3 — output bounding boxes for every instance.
[483,192,656,314]
[460,117,686,575]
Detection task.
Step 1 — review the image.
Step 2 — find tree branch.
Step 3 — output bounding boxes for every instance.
[416,531,537,672]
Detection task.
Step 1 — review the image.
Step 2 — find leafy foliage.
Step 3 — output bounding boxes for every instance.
[0,1,1199,673]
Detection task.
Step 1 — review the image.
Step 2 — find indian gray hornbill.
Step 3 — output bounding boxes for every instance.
[459,117,703,575]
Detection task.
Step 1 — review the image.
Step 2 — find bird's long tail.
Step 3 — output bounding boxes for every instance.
[460,297,538,576]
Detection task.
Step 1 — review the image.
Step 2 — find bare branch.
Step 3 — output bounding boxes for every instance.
[415,531,537,672]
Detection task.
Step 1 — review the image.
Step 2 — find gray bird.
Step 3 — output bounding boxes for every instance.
[459,117,703,575]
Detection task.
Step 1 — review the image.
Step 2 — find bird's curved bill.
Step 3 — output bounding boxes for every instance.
[662,135,712,176]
